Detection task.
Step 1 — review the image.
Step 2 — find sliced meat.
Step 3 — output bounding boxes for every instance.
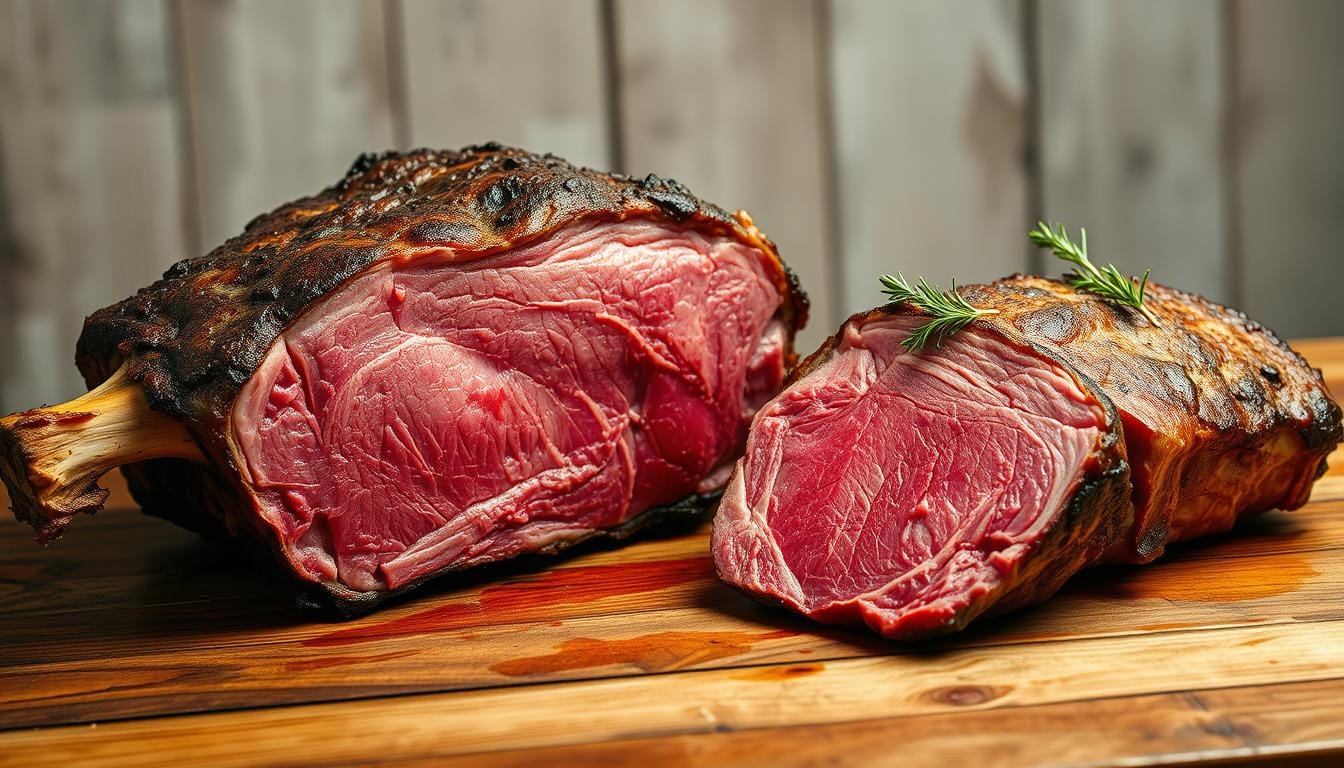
[233,219,789,598]
[713,311,1131,639]
[1,145,806,613]
[714,276,1340,639]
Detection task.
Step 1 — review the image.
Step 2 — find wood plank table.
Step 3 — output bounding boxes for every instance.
[4,340,1344,767]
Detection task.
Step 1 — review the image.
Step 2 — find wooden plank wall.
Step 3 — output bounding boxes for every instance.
[1232,0,1344,341]
[1,0,1341,413]
[1038,0,1228,303]
[175,0,399,251]
[831,0,1029,312]
[0,0,189,412]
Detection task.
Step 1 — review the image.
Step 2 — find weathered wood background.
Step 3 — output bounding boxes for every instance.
[1,0,1341,413]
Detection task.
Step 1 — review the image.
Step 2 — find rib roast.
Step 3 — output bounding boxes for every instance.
[0,145,807,613]
[712,276,1340,639]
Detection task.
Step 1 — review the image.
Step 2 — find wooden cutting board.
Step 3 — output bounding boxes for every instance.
[3,340,1344,768]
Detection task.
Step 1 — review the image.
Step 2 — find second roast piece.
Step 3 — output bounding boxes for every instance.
[713,276,1339,640]
[0,145,806,613]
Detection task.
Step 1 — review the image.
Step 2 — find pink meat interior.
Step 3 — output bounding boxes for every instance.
[714,317,1105,632]
[231,220,785,593]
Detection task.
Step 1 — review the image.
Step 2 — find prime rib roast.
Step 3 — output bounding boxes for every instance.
[0,145,806,613]
[3,142,1337,638]
[713,276,1341,640]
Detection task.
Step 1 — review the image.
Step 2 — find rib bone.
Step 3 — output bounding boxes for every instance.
[0,364,203,543]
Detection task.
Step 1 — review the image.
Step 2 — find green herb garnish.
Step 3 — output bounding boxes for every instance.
[878,273,1000,352]
[1029,221,1159,326]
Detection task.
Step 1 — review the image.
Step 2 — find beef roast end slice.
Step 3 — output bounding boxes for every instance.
[712,312,1131,640]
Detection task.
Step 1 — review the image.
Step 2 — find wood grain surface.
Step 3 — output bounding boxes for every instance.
[1037,0,1229,303]
[3,339,1344,767]
[830,0,1030,314]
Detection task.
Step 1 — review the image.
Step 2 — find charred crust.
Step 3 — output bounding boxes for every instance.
[961,275,1342,560]
[638,174,700,220]
[117,459,238,546]
[1303,390,1344,453]
[1061,460,1133,543]
[961,276,1344,444]
[75,146,808,448]
[780,262,810,333]
[66,144,805,610]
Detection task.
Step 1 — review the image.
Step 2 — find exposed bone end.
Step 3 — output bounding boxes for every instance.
[0,364,204,543]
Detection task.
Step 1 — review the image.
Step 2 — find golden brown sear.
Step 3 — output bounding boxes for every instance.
[963,275,1340,561]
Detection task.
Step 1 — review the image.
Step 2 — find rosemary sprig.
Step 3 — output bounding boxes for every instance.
[1028,221,1160,326]
[879,273,1000,352]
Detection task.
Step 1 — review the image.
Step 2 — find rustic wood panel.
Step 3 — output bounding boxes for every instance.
[829,0,1030,315]
[0,0,189,413]
[395,0,610,170]
[408,679,1344,768]
[1232,0,1344,339]
[5,0,1344,412]
[1037,0,1229,303]
[3,621,1342,765]
[4,497,1343,666]
[613,0,837,352]
[5,494,1341,641]
[174,0,397,251]
[3,534,1343,729]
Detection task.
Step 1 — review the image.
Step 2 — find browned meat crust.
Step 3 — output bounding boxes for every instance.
[57,146,807,610]
[735,276,1338,639]
[960,275,1341,561]
[76,144,807,442]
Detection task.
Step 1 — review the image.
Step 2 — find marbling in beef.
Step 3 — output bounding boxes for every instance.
[713,309,1131,639]
[0,145,807,613]
[713,277,1339,639]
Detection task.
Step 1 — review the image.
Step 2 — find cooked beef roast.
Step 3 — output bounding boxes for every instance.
[0,145,806,612]
[713,276,1339,640]
[713,309,1133,638]
[964,277,1341,562]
